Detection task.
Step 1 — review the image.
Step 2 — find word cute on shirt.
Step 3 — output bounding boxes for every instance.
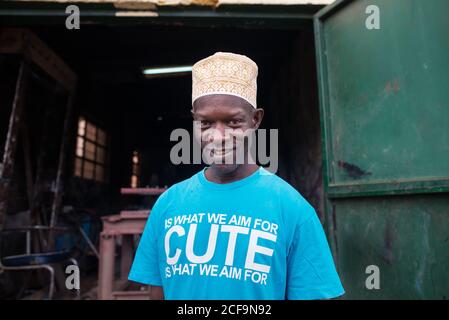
[163,212,279,285]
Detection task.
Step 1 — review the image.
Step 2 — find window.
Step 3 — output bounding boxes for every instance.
[130,151,141,188]
[74,117,108,182]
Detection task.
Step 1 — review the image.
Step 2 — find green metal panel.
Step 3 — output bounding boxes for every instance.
[335,194,449,299]
[315,0,449,194]
[315,0,449,299]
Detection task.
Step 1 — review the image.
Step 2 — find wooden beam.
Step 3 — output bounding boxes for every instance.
[21,116,34,207]
[49,85,77,229]
[29,102,53,227]
[0,60,29,227]
[0,28,77,91]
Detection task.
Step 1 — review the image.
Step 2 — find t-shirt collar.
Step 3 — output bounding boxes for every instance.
[197,166,262,190]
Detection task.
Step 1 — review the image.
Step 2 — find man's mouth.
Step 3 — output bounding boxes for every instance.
[211,147,236,156]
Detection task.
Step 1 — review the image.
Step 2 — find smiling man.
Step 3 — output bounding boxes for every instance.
[128,52,344,300]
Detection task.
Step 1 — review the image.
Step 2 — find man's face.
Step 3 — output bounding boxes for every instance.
[192,94,264,175]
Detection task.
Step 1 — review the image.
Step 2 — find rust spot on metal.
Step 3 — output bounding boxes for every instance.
[337,160,372,179]
[385,78,400,94]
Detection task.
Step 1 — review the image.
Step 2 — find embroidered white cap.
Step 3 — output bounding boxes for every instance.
[192,52,258,108]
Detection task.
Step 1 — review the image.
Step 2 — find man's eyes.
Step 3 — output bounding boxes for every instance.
[200,120,211,127]
[200,119,244,128]
[228,119,243,126]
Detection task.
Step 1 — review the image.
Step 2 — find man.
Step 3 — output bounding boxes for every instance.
[128,52,344,300]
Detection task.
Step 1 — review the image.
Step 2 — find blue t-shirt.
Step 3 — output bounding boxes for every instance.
[128,167,344,300]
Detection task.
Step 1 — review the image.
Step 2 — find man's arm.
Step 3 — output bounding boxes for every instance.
[286,208,345,300]
[150,286,164,300]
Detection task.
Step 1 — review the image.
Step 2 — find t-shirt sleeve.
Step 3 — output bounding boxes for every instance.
[286,206,345,300]
[128,198,164,286]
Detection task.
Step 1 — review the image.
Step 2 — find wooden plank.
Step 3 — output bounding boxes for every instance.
[0,60,29,227]
[120,187,167,195]
[0,28,77,91]
[49,85,77,228]
[20,112,34,207]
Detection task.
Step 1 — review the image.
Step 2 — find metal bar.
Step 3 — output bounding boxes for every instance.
[26,230,31,255]
[0,7,315,20]
[314,5,333,192]
[0,5,319,30]
[327,178,449,199]
[98,232,116,300]
[20,117,34,207]
[0,60,29,227]
[78,226,99,259]
[29,99,54,227]
[42,265,55,300]
[49,85,77,229]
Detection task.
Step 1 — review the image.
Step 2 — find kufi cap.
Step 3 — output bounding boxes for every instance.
[192,52,258,108]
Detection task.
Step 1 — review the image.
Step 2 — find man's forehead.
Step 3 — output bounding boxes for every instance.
[194,105,247,118]
[193,94,253,113]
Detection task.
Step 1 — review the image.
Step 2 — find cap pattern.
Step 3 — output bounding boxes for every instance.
[192,52,258,108]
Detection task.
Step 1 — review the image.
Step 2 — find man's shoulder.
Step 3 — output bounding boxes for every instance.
[258,168,305,198]
[258,168,316,218]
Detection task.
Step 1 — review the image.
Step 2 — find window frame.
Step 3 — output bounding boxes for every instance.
[130,150,141,188]
[74,116,109,183]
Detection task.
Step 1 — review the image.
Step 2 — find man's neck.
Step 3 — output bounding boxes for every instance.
[205,164,260,184]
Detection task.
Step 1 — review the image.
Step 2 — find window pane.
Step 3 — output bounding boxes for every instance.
[98,129,106,146]
[96,147,105,164]
[75,157,82,177]
[85,141,95,161]
[78,118,86,136]
[95,164,104,182]
[73,117,109,182]
[131,175,138,188]
[86,122,97,141]
[83,161,94,180]
[132,151,139,164]
[76,137,84,157]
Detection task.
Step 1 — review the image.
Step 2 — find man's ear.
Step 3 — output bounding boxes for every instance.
[252,108,264,129]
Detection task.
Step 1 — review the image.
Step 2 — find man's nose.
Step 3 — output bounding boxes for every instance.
[210,123,227,142]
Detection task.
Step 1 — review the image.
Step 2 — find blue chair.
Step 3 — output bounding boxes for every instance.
[0,225,80,299]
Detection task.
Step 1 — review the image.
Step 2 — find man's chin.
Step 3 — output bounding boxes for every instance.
[209,163,240,174]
